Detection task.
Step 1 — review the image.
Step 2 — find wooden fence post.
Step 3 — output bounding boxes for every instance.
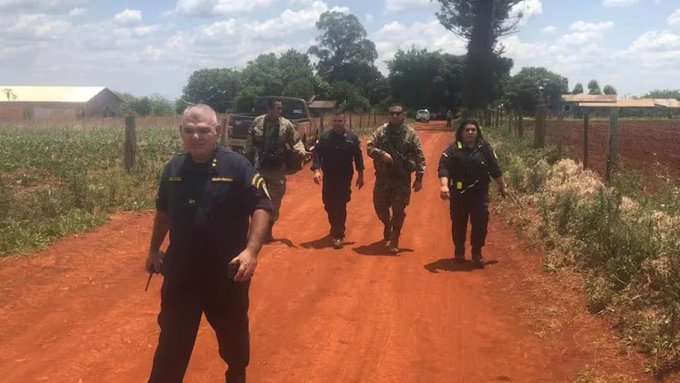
[534,104,546,148]
[220,118,228,147]
[605,108,619,183]
[349,112,353,130]
[124,115,136,172]
[583,112,589,170]
[517,109,523,138]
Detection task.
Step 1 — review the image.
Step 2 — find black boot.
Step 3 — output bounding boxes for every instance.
[389,236,399,254]
[472,248,484,268]
[383,221,391,242]
[226,367,246,383]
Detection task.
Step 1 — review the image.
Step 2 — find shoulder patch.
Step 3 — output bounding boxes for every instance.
[169,176,182,182]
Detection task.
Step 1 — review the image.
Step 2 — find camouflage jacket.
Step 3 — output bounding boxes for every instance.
[367,122,426,180]
[245,114,306,171]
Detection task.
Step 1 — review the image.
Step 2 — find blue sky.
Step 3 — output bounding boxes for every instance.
[1,0,679,99]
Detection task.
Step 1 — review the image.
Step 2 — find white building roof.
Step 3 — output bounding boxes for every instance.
[0,86,110,103]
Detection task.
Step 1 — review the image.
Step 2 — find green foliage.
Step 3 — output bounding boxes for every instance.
[308,11,385,105]
[182,68,242,112]
[488,121,680,376]
[641,89,680,100]
[330,81,370,112]
[116,92,176,116]
[572,83,584,94]
[505,66,568,114]
[0,121,181,257]
[388,48,465,114]
[603,85,617,95]
[587,80,602,95]
[435,0,521,109]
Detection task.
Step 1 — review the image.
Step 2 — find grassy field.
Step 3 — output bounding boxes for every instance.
[0,117,183,256]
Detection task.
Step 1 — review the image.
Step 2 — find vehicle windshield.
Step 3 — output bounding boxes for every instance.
[253,98,308,120]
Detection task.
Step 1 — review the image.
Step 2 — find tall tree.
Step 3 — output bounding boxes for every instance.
[436,0,522,109]
[182,68,242,112]
[603,84,617,95]
[504,67,568,114]
[388,48,466,114]
[308,11,383,104]
[572,83,584,94]
[587,80,602,95]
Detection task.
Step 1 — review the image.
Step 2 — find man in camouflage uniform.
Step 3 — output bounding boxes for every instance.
[245,97,310,242]
[367,104,426,254]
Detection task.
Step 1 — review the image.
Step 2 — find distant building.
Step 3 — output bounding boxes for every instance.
[558,94,679,118]
[0,86,121,121]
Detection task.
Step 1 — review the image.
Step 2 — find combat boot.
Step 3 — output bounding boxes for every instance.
[472,248,485,268]
[383,222,392,242]
[389,236,399,254]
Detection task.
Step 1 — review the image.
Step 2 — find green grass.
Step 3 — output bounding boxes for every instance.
[483,120,680,378]
[0,118,182,256]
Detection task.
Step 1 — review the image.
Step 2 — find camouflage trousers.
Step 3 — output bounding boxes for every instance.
[373,177,411,237]
[260,168,287,224]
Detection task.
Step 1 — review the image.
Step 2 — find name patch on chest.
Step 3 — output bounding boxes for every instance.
[211,177,234,182]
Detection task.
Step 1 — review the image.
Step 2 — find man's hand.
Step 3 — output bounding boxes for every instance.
[230,249,258,282]
[145,250,164,274]
[356,175,364,189]
[440,185,450,200]
[413,180,423,192]
[382,152,393,164]
[498,185,508,199]
[313,170,322,185]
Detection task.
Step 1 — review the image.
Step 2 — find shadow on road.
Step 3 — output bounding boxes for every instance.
[424,258,498,273]
[271,237,297,248]
[353,239,414,256]
[300,235,332,249]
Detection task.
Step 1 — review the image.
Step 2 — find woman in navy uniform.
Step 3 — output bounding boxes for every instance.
[437,119,507,268]
[145,104,272,383]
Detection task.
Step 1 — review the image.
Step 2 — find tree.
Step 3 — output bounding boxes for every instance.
[504,67,568,114]
[330,81,370,112]
[641,89,680,99]
[572,83,584,94]
[308,11,383,103]
[587,80,602,95]
[435,0,522,109]
[602,85,617,95]
[182,68,242,112]
[238,49,315,101]
[387,48,465,114]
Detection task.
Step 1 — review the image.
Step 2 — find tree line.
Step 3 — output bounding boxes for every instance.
[116,1,680,118]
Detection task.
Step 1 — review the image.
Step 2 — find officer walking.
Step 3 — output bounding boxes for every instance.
[311,110,364,249]
[367,104,426,254]
[145,104,272,383]
[438,119,507,268]
[245,97,310,242]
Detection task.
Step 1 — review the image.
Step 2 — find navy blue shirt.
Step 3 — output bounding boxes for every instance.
[438,140,502,195]
[156,147,272,274]
[311,129,364,178]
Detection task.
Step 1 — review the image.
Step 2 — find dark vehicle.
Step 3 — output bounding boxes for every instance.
[227,96,318,152]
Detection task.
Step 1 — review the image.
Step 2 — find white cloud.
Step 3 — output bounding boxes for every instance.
[510,0,543,26]
[7,14,72,39]
[68,7,84,16]
[385,0,435,12]
[372,19,467,72]
[174,0,277,16]
[114,9,142,26]
[0,0,87,13]
[542,25,556,33]
[668,9,680,27]
[603,0,638,7]
[559,20,614,45]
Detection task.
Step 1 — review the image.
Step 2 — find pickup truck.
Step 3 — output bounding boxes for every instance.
[227,96,318,152]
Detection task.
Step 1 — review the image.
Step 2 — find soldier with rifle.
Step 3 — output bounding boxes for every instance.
[367,104,426,254]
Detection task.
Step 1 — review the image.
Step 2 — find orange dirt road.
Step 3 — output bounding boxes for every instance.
[0,122,658,382]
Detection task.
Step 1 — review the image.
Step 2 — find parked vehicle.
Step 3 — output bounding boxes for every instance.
[416,109,430,122]
[227,96,318,152]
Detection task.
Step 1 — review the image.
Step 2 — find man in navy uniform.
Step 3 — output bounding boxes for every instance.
[145,104,272,383]
[311,111,364,248]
